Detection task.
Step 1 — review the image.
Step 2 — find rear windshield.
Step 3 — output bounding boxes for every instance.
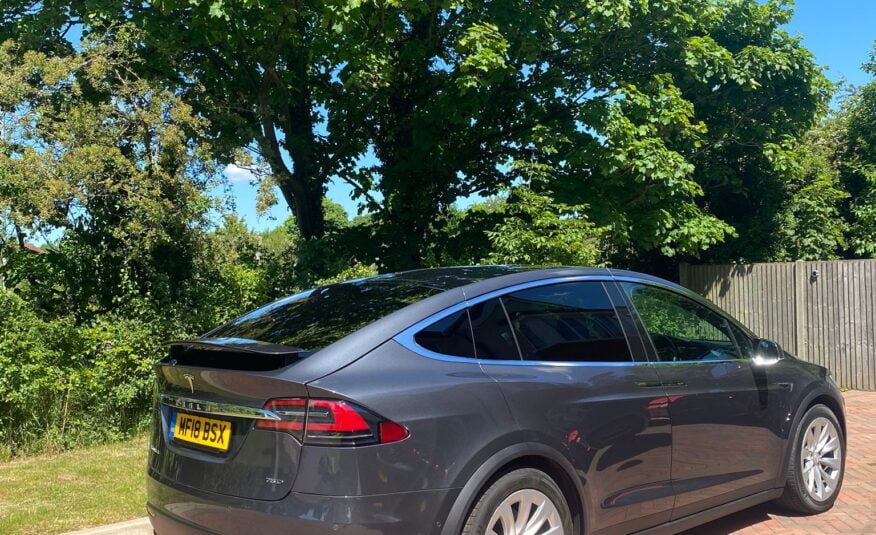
[206,280,442,350]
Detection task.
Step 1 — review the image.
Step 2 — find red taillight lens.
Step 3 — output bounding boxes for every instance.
[256,398,308,440]
[257,398,409,446]
[378,421,410,444]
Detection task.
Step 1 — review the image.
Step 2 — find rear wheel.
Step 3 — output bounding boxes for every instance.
[776,404,845,513]
[462,468,572,535]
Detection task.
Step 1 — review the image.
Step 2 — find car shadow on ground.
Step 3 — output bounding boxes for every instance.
[680,503,802,534]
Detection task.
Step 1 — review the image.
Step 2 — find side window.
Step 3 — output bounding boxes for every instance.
[469,298,521,359]
[414,310,477,358]
[621,283,741,362]
[501,282,633,363]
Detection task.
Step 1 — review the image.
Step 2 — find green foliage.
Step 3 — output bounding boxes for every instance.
[770,45,876,260]
[0,290,175,454]
[485,187,606,267]
[0,29,222,321]
[842,50,876,256]
[314,262,379,287]
[771,131,848,260]
[7,0,830,270]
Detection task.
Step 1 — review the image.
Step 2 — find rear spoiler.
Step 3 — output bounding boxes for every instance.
[162,338,311,371]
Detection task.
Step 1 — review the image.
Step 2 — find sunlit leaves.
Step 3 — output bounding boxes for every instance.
[485,187,606,266]
[456,23,509,90]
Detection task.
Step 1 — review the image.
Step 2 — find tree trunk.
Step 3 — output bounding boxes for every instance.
[274,173,325,239]
[257,66,326,240]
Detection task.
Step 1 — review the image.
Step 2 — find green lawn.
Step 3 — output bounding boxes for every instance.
[0,435,148,535]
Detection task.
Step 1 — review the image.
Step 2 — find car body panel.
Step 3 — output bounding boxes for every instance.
[649,360,785,519]
[479,360,674,533]
[150,365,309,500]
[146,475,457,535]
[301,339,518,496]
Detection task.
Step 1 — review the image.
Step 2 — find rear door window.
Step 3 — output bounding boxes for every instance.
[501,282,633,363]
[469,298,521,360]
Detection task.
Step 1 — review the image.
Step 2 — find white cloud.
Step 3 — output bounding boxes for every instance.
[223,163,256,183]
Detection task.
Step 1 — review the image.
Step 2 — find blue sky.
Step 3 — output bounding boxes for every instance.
[228,1,876,232]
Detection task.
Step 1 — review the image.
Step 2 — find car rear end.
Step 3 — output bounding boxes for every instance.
[145,278,494,535]
[146,347,446,534]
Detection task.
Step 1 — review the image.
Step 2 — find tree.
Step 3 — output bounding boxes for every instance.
[485,187,605,266]
[0,28,222,320]
[842,45,876,256]
[5,0,829,270]
[781,44,876,260]
[771,126,848,260]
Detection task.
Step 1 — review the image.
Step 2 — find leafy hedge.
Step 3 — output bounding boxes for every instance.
[0,291,181,457]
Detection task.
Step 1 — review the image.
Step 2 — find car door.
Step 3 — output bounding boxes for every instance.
[618,281,786,519]
[473,280,676,534]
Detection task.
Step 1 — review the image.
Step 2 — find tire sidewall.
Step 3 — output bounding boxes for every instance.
[790,404,846,512]
[466,468,573,535]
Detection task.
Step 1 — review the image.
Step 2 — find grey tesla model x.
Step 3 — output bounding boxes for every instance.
[147,266,846,535]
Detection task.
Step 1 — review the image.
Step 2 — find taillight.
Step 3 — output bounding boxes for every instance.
[256,399,307,439]
[256,398,409,446]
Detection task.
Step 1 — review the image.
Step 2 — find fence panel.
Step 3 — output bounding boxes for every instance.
[680,260,876,390]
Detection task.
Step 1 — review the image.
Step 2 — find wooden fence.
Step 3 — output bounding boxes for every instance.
[680,260,876,391]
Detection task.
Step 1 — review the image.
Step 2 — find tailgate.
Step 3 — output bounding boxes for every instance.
[149,339,309,501]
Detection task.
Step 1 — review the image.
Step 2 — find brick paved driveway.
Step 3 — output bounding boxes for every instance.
[683,390,876,534]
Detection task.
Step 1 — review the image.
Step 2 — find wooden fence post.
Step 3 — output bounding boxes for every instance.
[794,261,808,361]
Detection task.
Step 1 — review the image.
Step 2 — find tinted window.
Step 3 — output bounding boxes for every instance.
[209,281,441,350]
[501,282,633,363]
[622,283,740,362]
[414,310,476,357]
[470,298,521,359]
[728,322,754,360]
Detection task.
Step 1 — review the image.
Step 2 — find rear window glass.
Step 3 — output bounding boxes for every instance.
[208,281,441,350]
[414,310,477,357]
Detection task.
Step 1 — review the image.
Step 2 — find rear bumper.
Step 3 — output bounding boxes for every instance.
[147,472,459,535]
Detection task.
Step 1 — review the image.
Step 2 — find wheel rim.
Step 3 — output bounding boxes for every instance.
[800,416,842,501]
[486,488,564,535]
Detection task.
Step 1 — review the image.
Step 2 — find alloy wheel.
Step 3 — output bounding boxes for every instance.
[800,416,842,501]
[486,488,564,535]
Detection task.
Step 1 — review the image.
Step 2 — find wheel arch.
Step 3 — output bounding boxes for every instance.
[440,442,586,535]
[775,385,846,488]
[807,394,846,437]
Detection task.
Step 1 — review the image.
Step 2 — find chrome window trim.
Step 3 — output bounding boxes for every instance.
[394,274,755,367]
[158,393,281,421]
[394,275,644,367]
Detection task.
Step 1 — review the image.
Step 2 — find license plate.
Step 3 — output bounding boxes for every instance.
[170,412,232,452]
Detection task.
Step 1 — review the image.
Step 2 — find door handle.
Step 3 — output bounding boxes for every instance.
[636,381,686,388]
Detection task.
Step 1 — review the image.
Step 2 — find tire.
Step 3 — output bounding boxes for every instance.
[775,404,845,514]
[462,467,573,535]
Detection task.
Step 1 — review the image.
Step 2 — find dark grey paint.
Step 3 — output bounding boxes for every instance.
[147,266,845,535]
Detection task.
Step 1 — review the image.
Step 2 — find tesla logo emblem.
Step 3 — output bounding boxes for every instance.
[183,373,195,394]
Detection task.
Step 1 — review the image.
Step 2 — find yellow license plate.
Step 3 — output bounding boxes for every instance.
[171,412,232,452]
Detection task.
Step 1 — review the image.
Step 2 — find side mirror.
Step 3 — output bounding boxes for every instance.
[752,338,783,366]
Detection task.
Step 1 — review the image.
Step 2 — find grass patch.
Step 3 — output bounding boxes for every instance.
[0,435,147,535]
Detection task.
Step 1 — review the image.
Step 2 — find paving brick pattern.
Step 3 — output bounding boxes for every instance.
[683,390,876,534]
